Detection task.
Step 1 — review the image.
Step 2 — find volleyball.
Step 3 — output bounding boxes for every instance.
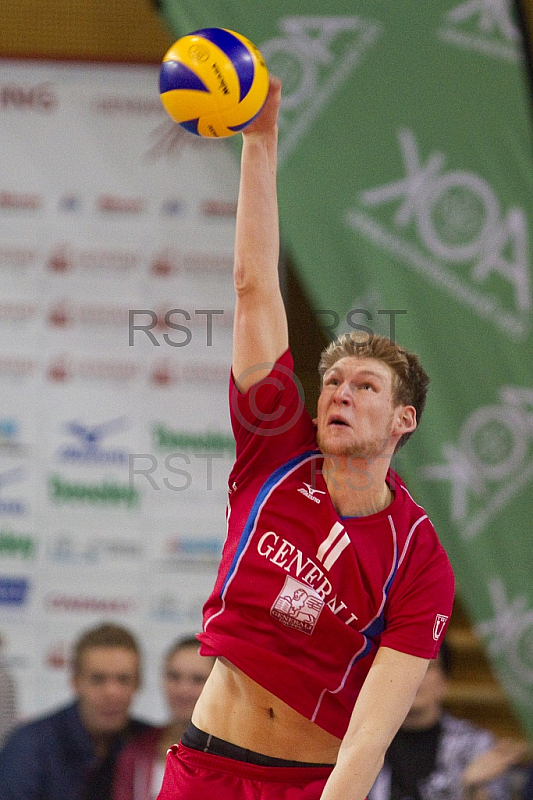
[159,27,269,138]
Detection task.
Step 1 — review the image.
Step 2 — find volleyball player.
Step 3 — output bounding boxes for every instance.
[157,77,454,800]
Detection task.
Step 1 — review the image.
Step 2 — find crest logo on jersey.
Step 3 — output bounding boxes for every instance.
[298,482,326,504]
[271,576,324,635]
[433,613,449,641]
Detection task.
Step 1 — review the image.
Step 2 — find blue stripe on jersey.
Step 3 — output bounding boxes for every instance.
[361,530,399,639]
[221,450,321,596]
[363,613,386,639]
[358,636,374,662]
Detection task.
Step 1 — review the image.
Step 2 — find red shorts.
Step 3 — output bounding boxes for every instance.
[157,742,333,800]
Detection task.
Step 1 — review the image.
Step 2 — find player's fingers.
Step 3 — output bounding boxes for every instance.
[243,75,281,135]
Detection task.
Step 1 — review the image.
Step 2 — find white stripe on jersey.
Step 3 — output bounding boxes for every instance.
[316,522,344,562]
[322,533,351,572]
[397,514,428,568]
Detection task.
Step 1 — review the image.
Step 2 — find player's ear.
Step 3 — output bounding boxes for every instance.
[312,417,317,427]
[393,405,416,436]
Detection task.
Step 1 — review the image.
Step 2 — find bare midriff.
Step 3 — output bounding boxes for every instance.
[191,657,341,763]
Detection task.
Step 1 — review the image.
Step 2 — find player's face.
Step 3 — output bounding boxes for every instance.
[72,646,139,737]
[164,646,213,725]
[316,356,404,460]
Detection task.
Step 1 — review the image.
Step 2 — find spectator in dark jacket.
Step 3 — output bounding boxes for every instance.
[523,764,533,800]
[0,621,154,800]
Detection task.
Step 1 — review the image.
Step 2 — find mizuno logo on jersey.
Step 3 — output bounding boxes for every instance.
[298,482,326,504]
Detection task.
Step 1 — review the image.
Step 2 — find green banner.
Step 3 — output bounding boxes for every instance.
[157,0,533,736]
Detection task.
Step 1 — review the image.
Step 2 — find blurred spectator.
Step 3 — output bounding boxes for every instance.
[522,764,533,800]
[368,640,528,800]
[113,635,214,800]
[0,621,154,800]
[0,633,17,747]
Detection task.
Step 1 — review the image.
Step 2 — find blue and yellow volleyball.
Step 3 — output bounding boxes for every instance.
[159,28,269,138]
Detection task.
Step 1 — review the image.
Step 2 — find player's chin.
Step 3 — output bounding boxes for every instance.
[317,431,356,458]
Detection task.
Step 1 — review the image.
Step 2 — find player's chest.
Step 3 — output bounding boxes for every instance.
[231,463,399,619]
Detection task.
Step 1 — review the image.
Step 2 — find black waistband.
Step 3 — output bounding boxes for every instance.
[182,722,335,768]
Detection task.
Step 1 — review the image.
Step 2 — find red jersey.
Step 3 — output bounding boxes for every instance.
[198,350,454,740]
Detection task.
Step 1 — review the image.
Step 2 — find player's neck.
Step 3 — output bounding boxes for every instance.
[323,458,393,517]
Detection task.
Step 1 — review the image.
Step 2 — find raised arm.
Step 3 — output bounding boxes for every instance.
[320,647,430,800]
[232,77,289,393]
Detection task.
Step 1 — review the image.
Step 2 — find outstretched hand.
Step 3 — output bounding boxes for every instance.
[243,75,282,136]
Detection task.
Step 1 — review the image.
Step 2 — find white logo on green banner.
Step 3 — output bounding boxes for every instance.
[421,386,533,537]
[477,578,533,708]
[259,16,382,164]
[346,128,530,338]
[439,0,520,61]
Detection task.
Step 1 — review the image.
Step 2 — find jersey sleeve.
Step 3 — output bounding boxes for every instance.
[228,349,316,479]
[380,518,455,659]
